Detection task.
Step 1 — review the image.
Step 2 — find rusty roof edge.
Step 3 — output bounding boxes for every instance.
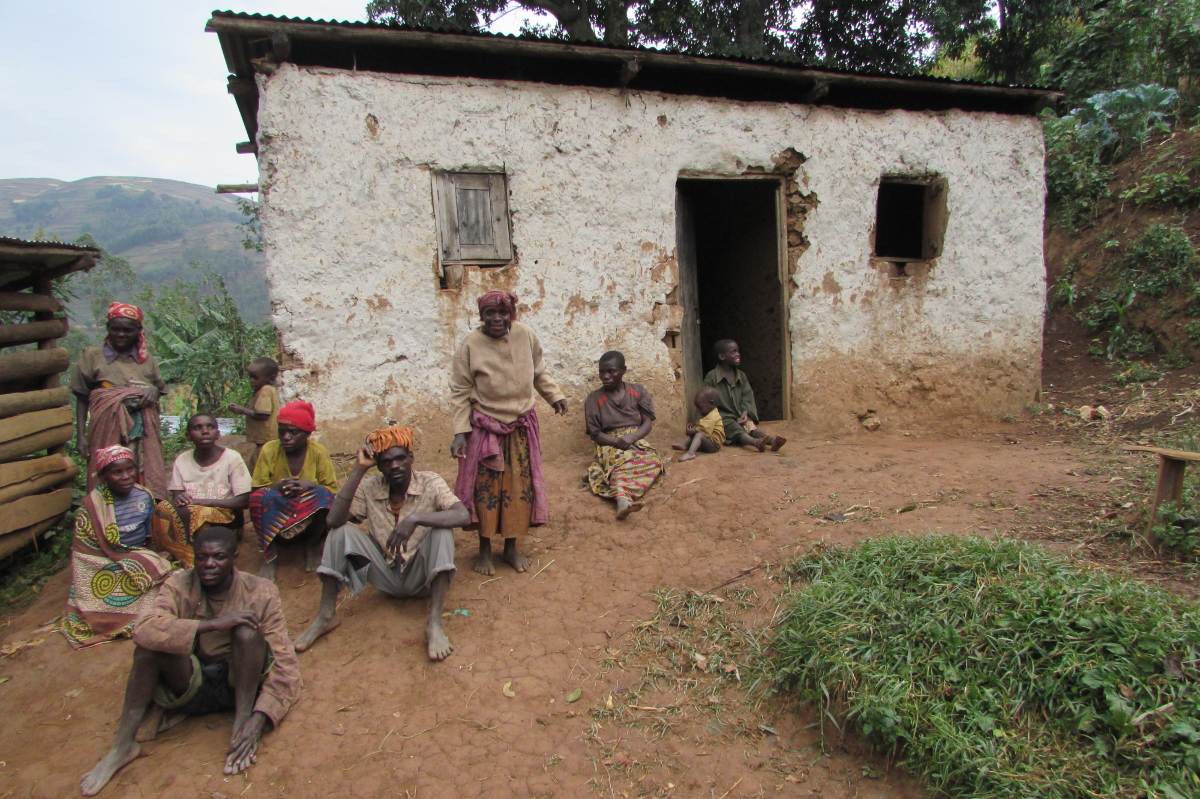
[206,12,1062,143]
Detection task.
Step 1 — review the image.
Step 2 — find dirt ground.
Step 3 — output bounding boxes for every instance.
[2,416,1156,799]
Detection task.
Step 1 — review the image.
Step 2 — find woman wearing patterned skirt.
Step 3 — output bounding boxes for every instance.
[451,291,568,576]
[583,351,665,520]
[61,446,175,648]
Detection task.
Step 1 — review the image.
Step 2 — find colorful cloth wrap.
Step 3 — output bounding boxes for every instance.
[367,425,415,453]
[477,291,518,316]
[60,485,175,648]
[151,502,237,569]
[454,407,547,526]
[277,401,317,432]
[86,386,167,499]
[93,444,135,474]
[586,425,666,500]
[250,485,335,560]
[106,301,149,363]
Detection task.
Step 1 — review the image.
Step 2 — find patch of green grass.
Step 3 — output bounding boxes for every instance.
[767,535,1200,799]
[1114,361,1164,385]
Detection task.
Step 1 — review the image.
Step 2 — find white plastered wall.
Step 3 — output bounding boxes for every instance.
[255,65,1045,455]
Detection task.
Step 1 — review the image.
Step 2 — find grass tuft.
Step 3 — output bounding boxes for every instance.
[767,535,1200,799]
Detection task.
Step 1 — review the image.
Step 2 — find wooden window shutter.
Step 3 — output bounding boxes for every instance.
[433,172,512,264]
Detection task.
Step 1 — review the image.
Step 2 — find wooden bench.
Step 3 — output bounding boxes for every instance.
[1122,445,1200,547]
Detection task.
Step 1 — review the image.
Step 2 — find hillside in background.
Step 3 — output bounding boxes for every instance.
[0,176,268,322]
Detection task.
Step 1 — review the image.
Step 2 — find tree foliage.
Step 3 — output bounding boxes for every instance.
[137,268,278,416]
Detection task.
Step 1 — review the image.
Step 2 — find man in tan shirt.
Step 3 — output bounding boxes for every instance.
[81,526,301,796]
[294,425,469,661]
[450,291,567,576]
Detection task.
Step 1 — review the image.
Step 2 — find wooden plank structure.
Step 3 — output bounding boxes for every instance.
[0,237,98,560]
[1121,444,1200,548]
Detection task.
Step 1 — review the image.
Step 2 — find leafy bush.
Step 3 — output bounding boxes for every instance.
[1043,111,1113,229]
[1113,361,1163,385]
[1151,502,1200,555]
[770,535,1200,799]
[139,267,278,417]
[1067,85,1180,160]
[1120,171,1200,208]
[1115,223,1199,298]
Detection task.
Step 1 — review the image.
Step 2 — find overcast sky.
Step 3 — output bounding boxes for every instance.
[0,2,539,189]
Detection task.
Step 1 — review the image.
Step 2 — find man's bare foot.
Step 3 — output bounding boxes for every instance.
[616,499,643,520]
[753,437,768,452]
[257,560,276,581]
[770,435,788,452]
[671,442,688,452]
[426,617,453,661]
[134,704,164,742]
[500,540,531,572]
[294,613,340,652]
[678,452,696,462]
[81,742,141,796]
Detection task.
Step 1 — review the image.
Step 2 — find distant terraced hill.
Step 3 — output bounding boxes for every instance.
[0,176,268,322]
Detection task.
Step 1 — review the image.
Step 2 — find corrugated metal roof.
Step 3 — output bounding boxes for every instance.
[209,9,1050,91]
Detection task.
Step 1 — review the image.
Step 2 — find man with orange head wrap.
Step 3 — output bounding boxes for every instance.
[293,425,469,661]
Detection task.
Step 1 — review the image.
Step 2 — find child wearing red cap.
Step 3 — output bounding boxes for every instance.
[249,401,338,580]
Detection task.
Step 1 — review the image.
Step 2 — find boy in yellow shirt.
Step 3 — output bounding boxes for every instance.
[228,358,281,472]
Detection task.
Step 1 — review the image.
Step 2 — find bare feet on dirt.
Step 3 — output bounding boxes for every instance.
[500,546,531,573]
[770,435,787,452]
[81,742,140,796]
[616,497,644,520]
[294,613,340,652]
[474,535,495,575]
[678,452,696,461]
[426,618,453,661]
[670,443,687,451]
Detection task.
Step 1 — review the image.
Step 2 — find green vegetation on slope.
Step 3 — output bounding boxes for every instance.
[770,535,1200,799]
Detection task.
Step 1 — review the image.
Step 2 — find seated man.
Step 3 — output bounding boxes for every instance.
[81,526,301,796]
[293,425,468,661]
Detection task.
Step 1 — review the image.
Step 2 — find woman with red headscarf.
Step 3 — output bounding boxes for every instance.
[60,445,175,648]
[450,291,568,576]
[71,303,170,498]
[249,401,338,580]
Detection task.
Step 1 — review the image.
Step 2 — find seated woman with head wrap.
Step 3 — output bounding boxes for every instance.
[61,446,177,649]
[584,351,665,520]
[450,291,568,576]
[293,425,468,661]
[248,401,338,580]
[70,302,169,499]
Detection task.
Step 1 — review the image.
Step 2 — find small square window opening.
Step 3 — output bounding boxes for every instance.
[433,171,512,266]
[873,177,947,262]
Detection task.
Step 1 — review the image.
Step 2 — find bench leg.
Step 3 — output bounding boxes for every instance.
[1147,456,1188,548]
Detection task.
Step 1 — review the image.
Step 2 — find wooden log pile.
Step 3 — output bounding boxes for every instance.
[0,240,97,561]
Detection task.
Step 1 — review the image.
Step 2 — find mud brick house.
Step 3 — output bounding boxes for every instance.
[208,12,1059,455]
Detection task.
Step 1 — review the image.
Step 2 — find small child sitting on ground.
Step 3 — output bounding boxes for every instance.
[228,357,281,472]
[703,339,787,453]
[672,386,725,461]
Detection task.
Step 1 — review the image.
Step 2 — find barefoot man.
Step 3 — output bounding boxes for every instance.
[450,291,567,575]
[81,526,300,796]
[294,425,468,660]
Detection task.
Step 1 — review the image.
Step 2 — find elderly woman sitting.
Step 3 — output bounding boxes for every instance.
[61,446,176,648]
[583,351,665,520]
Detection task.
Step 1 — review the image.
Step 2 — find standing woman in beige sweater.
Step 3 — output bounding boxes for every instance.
[450,291,568,575]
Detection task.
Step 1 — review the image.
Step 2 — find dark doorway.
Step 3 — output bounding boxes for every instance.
[675,179,787,423]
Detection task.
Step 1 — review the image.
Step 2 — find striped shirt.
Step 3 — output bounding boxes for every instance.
[113,487,154,547]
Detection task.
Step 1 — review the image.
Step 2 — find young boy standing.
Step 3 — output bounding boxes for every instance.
[702,340,787,453]
[228,358,281,473]
[673,386,725,461]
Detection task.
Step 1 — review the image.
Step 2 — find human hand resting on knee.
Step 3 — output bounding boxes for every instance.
[199,610,259,634]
